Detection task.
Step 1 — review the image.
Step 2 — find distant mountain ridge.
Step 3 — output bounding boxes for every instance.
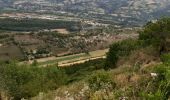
[1,0,170,26]
[1,0,170,13]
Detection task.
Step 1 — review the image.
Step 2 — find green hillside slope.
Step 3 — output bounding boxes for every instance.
[0,18,170,100]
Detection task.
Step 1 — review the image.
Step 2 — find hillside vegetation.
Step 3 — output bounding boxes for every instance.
[0,18,81,32]
[0,18,170,100]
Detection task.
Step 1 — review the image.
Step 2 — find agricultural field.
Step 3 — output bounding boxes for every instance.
[24,49,109,67]
[0,18,138,63]
[0,45,24,61]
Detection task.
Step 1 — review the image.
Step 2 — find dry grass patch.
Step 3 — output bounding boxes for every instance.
[55,29,69,34]
[130,74,142,84]
[0,45,24,61]
[117,46,160,67]
[114,73,130,87]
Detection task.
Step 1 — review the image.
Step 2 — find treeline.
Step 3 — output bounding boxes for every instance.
[0,18,81,32]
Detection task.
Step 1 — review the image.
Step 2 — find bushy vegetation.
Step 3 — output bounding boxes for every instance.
[139,18,170,54]
[87,70,116,100]
[102,17,170,99]
[0,62,67,100]
[87,70,116,91]
[106,18,170,69]
[140,56,170,100]
[63,58,105,82]
[105,39,141,69]
[0,59,104,99]
[161,53,170,64]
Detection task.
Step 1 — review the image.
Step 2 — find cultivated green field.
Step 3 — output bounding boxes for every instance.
[24,49,109,67]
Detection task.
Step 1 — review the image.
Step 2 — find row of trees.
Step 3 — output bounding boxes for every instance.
[0,18,81,32]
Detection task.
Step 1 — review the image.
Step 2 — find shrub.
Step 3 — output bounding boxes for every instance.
[87,70,116,91]
[105,39,141,69]
[63,59,105,82]
[160,53,170,65]
[139,18,170,54]
[0,62,68,100]
[105,18,170,70]
[0,59,105,99]
[140,64,170,100]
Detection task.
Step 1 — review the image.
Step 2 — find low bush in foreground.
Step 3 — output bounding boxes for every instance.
[0,59,104,99]
[0,62,67,100]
